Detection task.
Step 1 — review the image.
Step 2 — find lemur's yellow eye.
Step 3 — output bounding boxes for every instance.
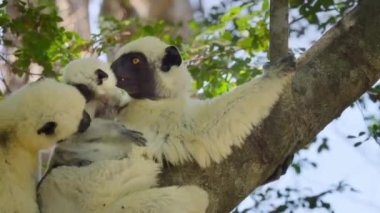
[132,58,140,64]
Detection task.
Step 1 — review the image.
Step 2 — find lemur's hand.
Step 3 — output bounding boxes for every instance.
[120,128,147,146]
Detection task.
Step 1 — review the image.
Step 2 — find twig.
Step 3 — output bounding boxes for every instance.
[0,72,12,95]
[0,54,11,66]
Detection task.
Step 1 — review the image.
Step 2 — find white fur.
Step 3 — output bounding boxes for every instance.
[62,57,130,118]
[115,37,294,167]
[38,158,208,213]
[0,79,86,213]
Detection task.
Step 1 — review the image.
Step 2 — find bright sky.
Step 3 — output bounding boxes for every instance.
[87,1,380,212]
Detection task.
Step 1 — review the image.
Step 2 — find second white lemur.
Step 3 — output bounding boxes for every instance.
[0,79,90,213]
[111,36,295,168]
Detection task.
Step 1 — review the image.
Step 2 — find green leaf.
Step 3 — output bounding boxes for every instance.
[221,31,232,41]
[237,37,254,49]
[262,0,269,11]
[321,0,334,10]
[292,163,301,174]
[289,0,304,8]
[275,205,287,212]
[306,196,317,208]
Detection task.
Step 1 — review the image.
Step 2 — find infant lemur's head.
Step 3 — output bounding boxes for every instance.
[62,57,127,104]
[62,57,129,118]
[111,36,194,100]
[0,79,91,152]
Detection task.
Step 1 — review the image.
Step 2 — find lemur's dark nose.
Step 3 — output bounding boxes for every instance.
[161,46,182,72]
[77,111,91,133]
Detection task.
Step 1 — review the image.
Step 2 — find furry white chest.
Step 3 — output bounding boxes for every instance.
[0,154,39,213]
[117,98,195,164]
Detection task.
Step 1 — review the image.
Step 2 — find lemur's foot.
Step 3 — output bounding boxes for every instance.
[264,53,296,74]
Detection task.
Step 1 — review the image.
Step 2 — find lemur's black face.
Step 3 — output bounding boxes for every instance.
[111,46,182,100]
[111,52,157,99]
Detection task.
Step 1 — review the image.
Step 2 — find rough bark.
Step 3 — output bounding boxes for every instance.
[101,0,192,26]
[55,0,90,39]
[100,0,136,20]
[269,0,289,62]
[159,1,380,212]
[100,0,192,60]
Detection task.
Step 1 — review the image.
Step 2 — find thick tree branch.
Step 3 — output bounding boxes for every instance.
[269,0,289,62]
[159,1,380,212]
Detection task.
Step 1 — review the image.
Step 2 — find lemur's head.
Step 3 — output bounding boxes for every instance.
[0,79,91,152]
[111,36,194,100]
[62,57,127,104]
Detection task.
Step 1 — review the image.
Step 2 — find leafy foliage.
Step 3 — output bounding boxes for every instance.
[289,0,357,35]
[0,0,360,97]
[232,181,357,213]
[0,0,88,77]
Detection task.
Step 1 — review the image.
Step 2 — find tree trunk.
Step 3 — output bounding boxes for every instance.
[100,0,192,60]
[55,0,90,39]
[101,0,192,26]
[159,1,380,212]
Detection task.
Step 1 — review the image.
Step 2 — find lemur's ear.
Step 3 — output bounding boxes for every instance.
[95,69,108,85]
[161,46,182,72]
[71,83,95,103]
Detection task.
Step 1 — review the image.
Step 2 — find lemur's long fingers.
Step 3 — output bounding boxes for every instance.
[120,129,147,146]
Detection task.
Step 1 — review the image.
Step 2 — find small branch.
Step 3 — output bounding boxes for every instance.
[0,72,12,95]
[289,16,305,25]
[0,55,13,95]
[0,54,11,66]
[269,0,289,62]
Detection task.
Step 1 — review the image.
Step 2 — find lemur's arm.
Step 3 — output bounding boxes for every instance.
[184,57,295,167]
